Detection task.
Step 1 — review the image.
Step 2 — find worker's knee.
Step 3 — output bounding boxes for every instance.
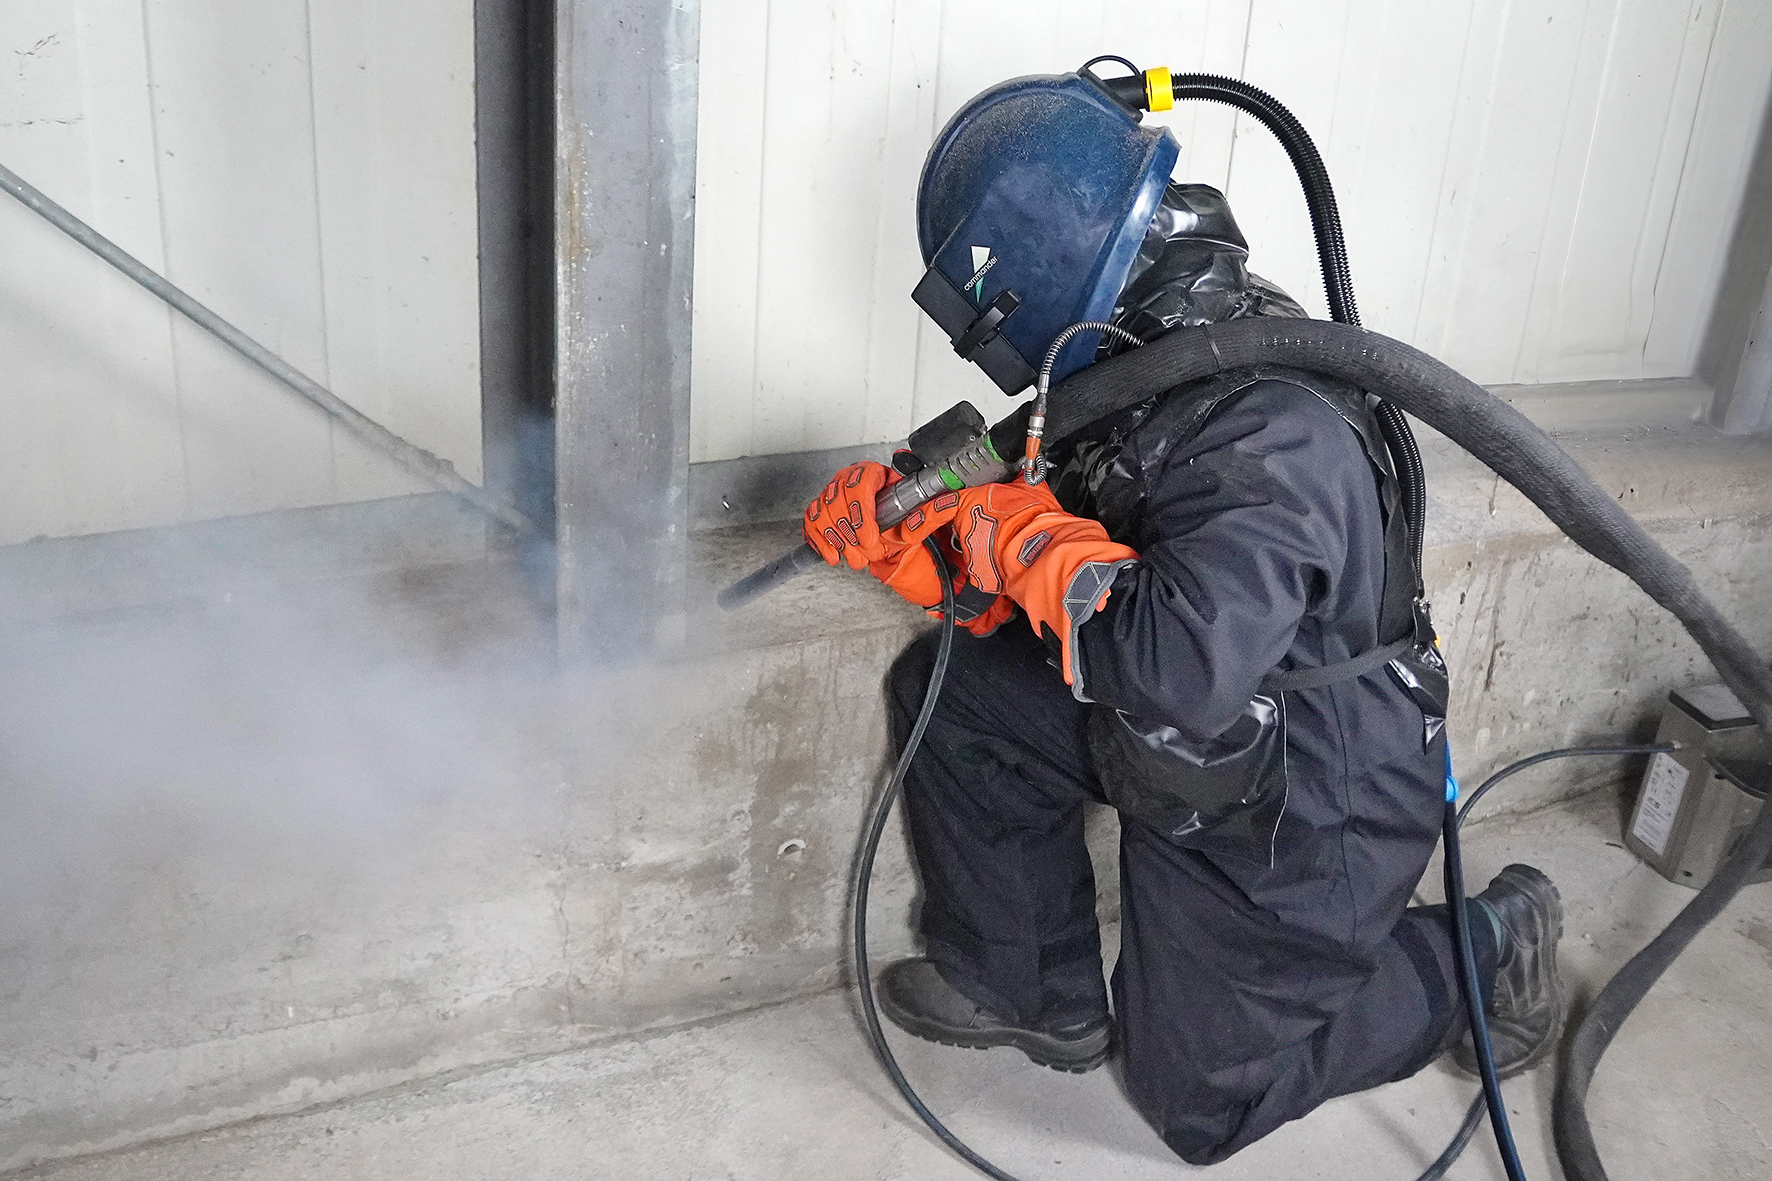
[1114,954,1267,1165]
[1118,1045,1249,1166]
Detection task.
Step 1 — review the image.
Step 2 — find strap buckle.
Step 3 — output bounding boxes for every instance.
[952,290,1020,360]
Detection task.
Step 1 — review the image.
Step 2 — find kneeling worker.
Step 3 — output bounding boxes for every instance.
[801,65,1565,1164]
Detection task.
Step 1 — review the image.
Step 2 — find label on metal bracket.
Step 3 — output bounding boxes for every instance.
[1632,752,1690,856]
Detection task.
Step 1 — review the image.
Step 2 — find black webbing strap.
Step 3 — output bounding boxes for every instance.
[1260,637,1412,694]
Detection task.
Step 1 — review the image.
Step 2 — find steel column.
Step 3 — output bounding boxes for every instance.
[1705,94,1772,435]
[554,0,699,659]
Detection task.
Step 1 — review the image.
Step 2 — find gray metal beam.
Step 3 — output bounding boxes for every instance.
[554,0,699,660]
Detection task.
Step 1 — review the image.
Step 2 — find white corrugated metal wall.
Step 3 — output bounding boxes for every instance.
[0,1,480,547]
[690,0,1772,464]
[7,1,1770,546]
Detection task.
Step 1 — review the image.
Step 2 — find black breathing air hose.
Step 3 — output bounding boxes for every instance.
[1444,802,1527,1181]
[1166,73,1428,575]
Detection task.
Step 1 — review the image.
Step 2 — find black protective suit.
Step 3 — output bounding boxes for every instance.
[886,186,1493,1164]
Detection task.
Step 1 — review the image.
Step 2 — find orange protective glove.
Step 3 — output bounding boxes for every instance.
[870,523,1017,637]
[940,480,1140,686]
[803,464,1012,635]
[803,462,900,570]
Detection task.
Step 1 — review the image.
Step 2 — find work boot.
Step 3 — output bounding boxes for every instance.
[875,959,1111,1073]
[1452,864,1565,1079]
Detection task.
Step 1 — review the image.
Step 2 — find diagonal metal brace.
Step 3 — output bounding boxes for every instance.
[0,161,534,535]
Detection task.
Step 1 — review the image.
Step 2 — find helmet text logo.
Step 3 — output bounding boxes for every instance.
[967,246,996,301]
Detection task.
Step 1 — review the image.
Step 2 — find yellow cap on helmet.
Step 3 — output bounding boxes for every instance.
[1145,66,1173,112]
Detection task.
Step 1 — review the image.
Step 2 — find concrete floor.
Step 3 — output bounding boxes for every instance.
[17,792,1771,1181]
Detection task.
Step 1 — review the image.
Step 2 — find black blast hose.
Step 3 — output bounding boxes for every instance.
[1016,316,1772,1181]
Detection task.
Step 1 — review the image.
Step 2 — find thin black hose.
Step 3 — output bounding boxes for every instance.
[1418,1095,1487,1181]
[1460,746,1676,828]
[851,544,1025,1180]
[1443,798,1528,1181]
[1410,742,1678,1180]
[1429,746,1671,1181]
[1080,54,1140,79]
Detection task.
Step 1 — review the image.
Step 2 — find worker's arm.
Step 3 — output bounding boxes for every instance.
[1072,381,1366,742]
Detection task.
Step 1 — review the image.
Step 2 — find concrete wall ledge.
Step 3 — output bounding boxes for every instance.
[1419,409,1767,549]
[0,493,490,631]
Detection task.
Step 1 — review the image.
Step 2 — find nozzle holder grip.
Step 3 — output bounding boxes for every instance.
[719,433,1019,611]
[717,474,944,612]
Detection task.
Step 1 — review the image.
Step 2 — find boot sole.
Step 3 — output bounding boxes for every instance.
[876,990,1111,1073]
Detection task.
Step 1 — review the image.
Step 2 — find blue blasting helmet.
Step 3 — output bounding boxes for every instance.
[912,66,1180,394]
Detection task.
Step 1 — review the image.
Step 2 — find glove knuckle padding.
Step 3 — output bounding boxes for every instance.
[809,466,1130,655]
[805,461,898,567]
[1017,530,1054,566]
[960,505,1004,594]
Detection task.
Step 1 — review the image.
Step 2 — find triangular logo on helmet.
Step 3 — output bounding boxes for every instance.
[967,246,996,301]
